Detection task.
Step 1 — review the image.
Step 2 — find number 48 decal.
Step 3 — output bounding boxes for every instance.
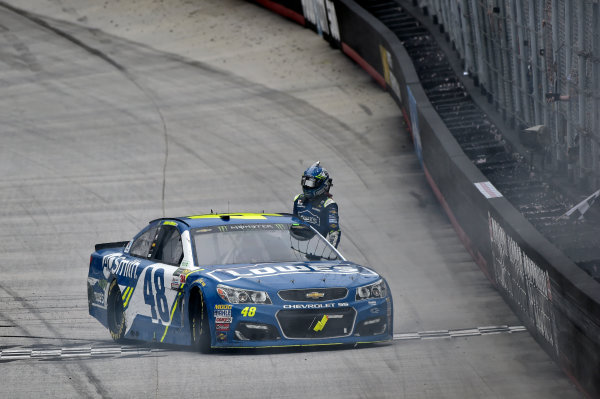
[143,268,170,323]
[241,306,256,317]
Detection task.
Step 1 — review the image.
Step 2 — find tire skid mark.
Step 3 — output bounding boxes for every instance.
[0,309,33,336]
[0,284,64,340]
[0,283,110,397]
[4,126,140,228]
[0,0,169,218]
[0,7,169,395]
[0,21,41,72]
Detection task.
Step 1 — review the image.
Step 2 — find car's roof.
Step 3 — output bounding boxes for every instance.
[154,213,298,229]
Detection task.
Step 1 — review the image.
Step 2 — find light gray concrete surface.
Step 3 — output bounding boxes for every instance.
[0,0,582,397]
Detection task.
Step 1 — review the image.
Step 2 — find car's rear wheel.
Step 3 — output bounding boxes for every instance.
[107,279,126,342]
[87,284,93,313]
[190,289,211,353]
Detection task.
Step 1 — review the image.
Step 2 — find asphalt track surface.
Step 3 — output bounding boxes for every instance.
[0,1,583,398]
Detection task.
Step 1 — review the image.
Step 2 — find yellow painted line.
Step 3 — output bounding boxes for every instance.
[160,295,181,343]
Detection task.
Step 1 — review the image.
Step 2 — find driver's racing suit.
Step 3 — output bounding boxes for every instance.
[293,193,341,248]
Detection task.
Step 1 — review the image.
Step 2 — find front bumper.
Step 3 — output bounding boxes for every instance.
[210,297,393,348]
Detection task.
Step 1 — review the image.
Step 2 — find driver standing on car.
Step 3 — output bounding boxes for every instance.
[293,161,341,248]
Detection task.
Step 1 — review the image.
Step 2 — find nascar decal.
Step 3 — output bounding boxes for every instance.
[214,304,232,318]
[206,263,375,282]
[328,208,338,225]
[170,267,199,290]
[214,305,232,331]
[88,277,107,307]
[196,223,288,234]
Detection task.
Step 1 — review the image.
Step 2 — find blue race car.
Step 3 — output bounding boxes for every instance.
[87,213,393,351]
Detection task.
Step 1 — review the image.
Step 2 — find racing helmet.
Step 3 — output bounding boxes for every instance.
[301,161,331,198]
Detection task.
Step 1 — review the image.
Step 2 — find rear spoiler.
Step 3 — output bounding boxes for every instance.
[94,241,130,252]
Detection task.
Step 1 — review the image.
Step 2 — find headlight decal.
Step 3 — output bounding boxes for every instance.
[355,279,387,300]
[216,284,272,304]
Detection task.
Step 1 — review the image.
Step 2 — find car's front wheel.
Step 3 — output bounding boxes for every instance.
[190,289,211,353]
[107,279,126,342]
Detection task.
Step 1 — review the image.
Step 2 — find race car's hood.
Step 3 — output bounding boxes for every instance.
[203,261,381,290]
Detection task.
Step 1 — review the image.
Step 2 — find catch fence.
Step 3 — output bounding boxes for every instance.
[416,0,600,188]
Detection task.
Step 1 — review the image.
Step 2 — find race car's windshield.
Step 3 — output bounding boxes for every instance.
[192,223,341,266]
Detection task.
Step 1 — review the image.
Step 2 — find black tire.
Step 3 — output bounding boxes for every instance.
[107,279,126,342]
[190,290,211,353]
[87,284,93,313]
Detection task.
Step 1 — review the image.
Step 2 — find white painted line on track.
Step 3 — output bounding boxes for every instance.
[393,325,527,341]
[0,325,528,361]
[0,345,165,361]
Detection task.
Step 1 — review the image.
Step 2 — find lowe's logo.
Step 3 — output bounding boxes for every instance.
[208,264,362,282]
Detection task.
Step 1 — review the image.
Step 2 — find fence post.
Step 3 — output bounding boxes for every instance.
[577,0,586,185]
[516,0,531,124]
[565,0,576,181]
[460,0,474,76]
[498,1,513,120]
[528,0,542,124]
[594,4,600,187]
[540,0,551,168]
[508,0,522,126]
[470,0,487,90]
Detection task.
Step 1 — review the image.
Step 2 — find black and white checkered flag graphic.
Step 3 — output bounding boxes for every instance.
[561,189,600,220]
